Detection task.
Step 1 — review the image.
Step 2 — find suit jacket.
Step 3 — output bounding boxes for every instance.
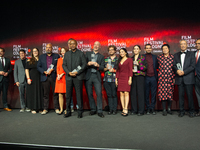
[37,53,60,82]
[0,57,12,82]
[195,51,200,80]
[14,58,27,84]
[85,51,105,82]
[173,51,195,85]
[62,49,87,80]
[143,53,158,79]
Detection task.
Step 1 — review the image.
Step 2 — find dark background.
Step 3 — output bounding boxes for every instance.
[0,0,200,109]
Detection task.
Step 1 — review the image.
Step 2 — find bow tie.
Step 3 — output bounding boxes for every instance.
[181,52,186,54]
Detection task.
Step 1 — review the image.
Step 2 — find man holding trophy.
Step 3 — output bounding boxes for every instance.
[85,41,105,118]
[173,39,195,118]
[37,43,60,115]
[62,39,87,118]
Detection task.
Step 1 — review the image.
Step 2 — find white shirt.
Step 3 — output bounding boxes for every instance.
[180,50,187,69]
[0,57,5,66]
[195,50,200,58]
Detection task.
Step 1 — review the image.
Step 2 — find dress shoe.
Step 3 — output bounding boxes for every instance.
[89,111,96,115]
[162,109,167,116]
[137,113,144,116]
[113,111,117,115]
[146,109,150,115]
[4,108,12,111]
[20,109,25,113]
[152,109,156,115]
[131,112,137,115]
[108,110,113,115]
[77,113,83,118]
[98,113,104,118]
[167,108,172,115]
[63,112,71,118]
[41,110,48,115]
[178,113,185,117]
[196,112,200,117]
[189,113,195,118]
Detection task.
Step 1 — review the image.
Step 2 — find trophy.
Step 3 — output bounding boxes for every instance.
[72,65,82,73]
[107,59,112,69]
[91,54,96,62]
[47,64,54,74]
[176,63,182,71]
[133,61,137,72]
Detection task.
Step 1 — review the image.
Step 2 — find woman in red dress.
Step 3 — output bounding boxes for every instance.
[55,47,67,115]
[116,48,133,116]
[157,44,175,116]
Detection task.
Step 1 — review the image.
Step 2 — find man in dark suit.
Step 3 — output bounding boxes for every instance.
[194,38,200,116]
[143,44,158,115]
[62,39,87,118]
[85,41,105,118]
[0,48,12,111]
[173,39,195,118]
[37,43,60,115]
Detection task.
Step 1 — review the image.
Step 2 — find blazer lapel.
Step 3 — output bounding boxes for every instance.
[183,52,188,70]
[73,50,78,66]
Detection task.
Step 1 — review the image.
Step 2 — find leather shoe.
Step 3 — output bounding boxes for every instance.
[162,109,167,116]
[189,113,195,118]
[77,113,83,118]
[137,113,144,116]
[63,112,71,118]
[113,111,117,115]
[98,113,104,118]
[178,113,185,117]
[167,108,172,115]
[89,111,96,115]
[4,108,12,111]
[108,110,113,115]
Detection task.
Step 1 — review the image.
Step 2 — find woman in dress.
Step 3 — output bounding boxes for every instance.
[25,48,43,114]
[130,45,148,116]
[55,47,67,115]
[157,44,175,116]
[116,48,133,116]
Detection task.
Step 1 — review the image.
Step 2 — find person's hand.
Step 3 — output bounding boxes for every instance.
[115,80,118,86]
[44,71,48,75]
[87,61,94,66]
[47,69,54,75]
[0,71,5,75]
[109,68,114,72]
[128,78,132,85]
[135,61,139,66]
[94,62,99,67]
[69,72,76,77]
[16,82,20,87]
[4,72,8,76]
[132,69,137,73]
[27,79,31,85]
[177,70,182,76]
[57,74,61,80]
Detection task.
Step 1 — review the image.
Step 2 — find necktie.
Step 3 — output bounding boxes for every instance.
[1,57,4,68]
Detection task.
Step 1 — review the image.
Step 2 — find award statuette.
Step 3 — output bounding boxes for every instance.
[72,65,82,73]
[47,64,54,74]
[133,61,138,72]
[91,54,96,62]
[176,63,182,71]
[107,59,112,69]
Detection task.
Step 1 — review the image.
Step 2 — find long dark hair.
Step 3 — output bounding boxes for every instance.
[132,45,141,58]
[29,48,39,65]
[117,48,129,70]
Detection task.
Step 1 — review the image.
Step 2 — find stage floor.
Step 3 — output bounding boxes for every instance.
[0,109,200,150]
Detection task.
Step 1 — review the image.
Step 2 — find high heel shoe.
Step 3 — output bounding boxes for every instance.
[58,110,63,115]
[122,109,128,117]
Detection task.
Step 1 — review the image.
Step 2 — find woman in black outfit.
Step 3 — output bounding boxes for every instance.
[130,45,148,116]
[25,48,43,114]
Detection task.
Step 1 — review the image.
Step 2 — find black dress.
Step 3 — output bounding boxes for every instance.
[25,61,43,110]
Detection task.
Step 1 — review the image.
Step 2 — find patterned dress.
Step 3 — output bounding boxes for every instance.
[157,54,175,101]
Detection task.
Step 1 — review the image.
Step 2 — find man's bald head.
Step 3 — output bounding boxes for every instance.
[46,43,52,54]
[93,41,101,52]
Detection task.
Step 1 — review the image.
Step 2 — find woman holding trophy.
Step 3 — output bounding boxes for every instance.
[130,45,147,116]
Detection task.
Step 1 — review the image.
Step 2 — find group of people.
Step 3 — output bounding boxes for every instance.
[1,38,200,118]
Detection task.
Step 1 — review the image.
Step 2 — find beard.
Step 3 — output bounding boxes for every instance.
[46,51,51,54]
